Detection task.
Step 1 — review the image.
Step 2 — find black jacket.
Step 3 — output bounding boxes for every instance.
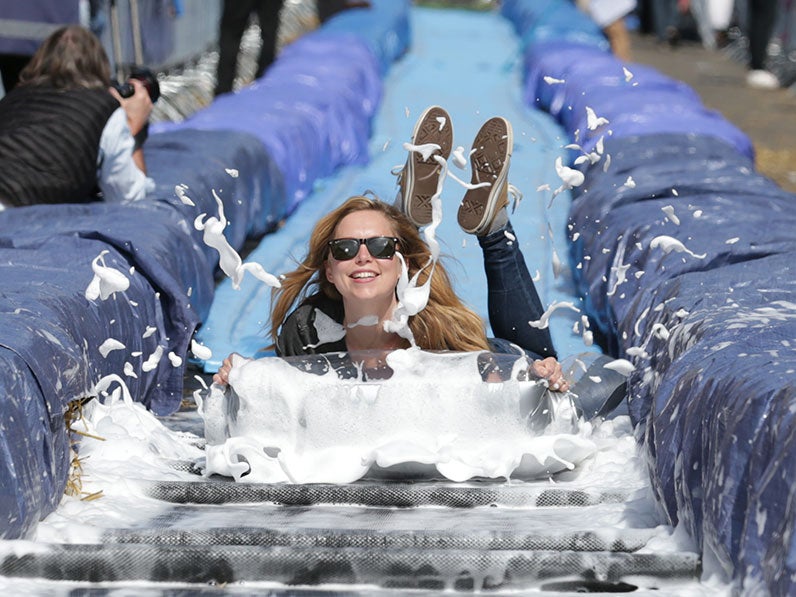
[276,293,347,357]
[0,85,119,207]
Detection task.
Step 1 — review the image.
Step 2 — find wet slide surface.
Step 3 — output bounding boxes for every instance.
[197,7,591,370]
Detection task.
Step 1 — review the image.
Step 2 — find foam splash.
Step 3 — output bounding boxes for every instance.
[306,309,346,349]
[174,183,194,206]
[650,235,707,259]
[585,106,609,130]
[98,338,125,358]
[194,190,282,290]
[191,339,212,360]
[662,205,681,225]
[85,251,130,301]
[201,350,595,483]
[528,301,580,329]
[552,156,585,199]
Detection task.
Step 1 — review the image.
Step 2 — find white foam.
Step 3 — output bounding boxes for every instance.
[190,340,212,361]
[98,338,125,358]
[528,301,580,329]
[586,106,609,130]
[201,350,596,483]
[650,235,707,259]
[85,250,130,301]
[194,190,281,290]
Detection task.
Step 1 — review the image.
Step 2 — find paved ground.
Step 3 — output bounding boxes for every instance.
[629,31,796,193]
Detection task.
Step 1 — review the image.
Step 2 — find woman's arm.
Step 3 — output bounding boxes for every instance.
[97,80,155,203]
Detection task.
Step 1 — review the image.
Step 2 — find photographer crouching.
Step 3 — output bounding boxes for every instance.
[0,25,158,210]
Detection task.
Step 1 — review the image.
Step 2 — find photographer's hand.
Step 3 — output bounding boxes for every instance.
[110,78,152,135]
[110,79,152,174]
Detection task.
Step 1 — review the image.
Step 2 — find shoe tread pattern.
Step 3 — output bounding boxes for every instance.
[458,117,510,234]
[403,106,452,227]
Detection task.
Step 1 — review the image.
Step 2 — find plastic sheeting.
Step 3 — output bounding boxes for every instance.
[502,0,796,591]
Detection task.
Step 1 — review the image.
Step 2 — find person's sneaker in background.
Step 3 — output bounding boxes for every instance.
[747,69,780,90]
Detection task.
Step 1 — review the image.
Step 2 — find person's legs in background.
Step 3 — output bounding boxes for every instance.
[746,0,781,88]
[215,0,257,96]
[651,0,681,44]
[603,17,633,60]
[254,0,285,79]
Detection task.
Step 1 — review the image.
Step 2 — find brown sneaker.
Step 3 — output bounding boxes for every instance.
[457,116,513,235]
[398,105,453,227]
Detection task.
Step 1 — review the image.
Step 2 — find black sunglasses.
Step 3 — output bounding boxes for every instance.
[328,236,400,261]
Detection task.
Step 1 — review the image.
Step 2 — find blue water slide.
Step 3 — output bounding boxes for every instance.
[503,0,796,591]
[193,6,589,372]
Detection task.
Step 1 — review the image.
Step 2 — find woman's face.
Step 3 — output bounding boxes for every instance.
[325,210,403,315]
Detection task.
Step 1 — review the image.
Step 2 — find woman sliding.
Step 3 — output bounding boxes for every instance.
[214,106,569,392]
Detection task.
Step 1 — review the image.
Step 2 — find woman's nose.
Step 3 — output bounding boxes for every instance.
[354,242,372,262]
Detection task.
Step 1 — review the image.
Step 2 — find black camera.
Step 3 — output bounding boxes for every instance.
[113,66,160,103]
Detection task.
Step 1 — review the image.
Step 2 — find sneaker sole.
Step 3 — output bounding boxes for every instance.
[402,106,453,227]
[458,117,513,235]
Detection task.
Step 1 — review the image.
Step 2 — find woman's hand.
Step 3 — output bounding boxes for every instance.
[532,357,570,392]
[212,353,238,386]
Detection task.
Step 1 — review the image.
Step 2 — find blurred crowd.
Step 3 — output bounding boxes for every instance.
[633,0,795,89]
[576,0,793,89]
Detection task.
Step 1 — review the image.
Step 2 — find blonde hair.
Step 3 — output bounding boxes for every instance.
[270,196,490,352]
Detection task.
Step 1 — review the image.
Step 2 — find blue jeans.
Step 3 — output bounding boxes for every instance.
[479,221,557,360]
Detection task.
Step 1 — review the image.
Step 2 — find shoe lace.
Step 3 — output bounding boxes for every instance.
[391,164,404,184]
[507,183,523,213]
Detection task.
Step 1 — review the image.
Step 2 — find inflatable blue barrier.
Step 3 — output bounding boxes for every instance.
[501,0,606,50]
[521,42,753,158]
[320,0,411,74]
[504,0,796,591]
[567,134,787,341]
[0,235,183,539]
[152,31,389,215]
[617,251,796,585]
[145,128,286,254]
[0,128,292,539]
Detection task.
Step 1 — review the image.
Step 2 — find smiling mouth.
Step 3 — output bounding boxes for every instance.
[351,272,377,279]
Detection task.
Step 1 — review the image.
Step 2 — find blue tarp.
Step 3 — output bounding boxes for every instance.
[0,127,280,538]
[502,0,796,591]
